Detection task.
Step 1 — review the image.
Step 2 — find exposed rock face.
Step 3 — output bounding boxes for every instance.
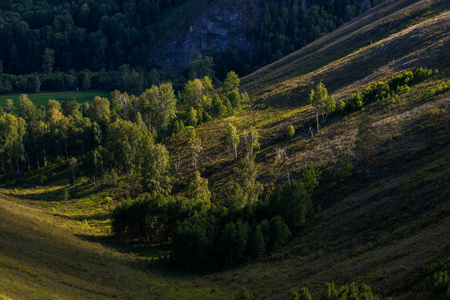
[363,0,372,9]
[150,1,251,73]
[149,0,373,73]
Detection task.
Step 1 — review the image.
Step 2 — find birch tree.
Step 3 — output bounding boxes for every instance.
[223,123,240,160]
[309,83,335,132]
[243,126,259,163]
[189,136,202,170]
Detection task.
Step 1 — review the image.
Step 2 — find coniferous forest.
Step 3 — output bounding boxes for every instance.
[0,0,383,94]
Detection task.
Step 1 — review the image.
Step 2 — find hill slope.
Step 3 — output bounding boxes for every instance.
[1,0,449,298]
[0,192,235,299]
[168,0,450,297]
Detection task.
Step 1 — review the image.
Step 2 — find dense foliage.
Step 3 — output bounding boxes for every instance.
[213,0,384,78]
[0,0,384,93]
[0,0,186,74]
[111,159,316,272]
[290,282,382,300]
[336,68,436,113]
[0,71,245,186]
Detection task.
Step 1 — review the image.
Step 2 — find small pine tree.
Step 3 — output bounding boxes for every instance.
[286,125,295,139]
[301,161,320,195]
[249,225,266,258]
[268,216,291,251]
[26,75,41,93]
[81,73,91,90]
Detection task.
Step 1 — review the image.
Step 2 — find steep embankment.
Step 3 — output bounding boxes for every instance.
[167,0,450,298]
[172,0,450,197]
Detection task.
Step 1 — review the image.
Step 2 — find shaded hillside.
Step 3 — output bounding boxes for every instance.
[166,0,450,297]
[0,191,233,299]
[0,0,449,298]
[171,0,450,198]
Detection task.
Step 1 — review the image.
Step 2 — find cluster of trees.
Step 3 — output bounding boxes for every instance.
[170,172,316,271]
[431,80,450,96]
[0,0,187,75]
[0,92,173,193]
[336,68,436,113]
[306,68,436,138]
[0,66,175,95]
[0,70,247,188]
[174,72,249,133]
[0,0,385,88]
[112,153,318,272]
[111,185,210,245]
[290,282,382,300]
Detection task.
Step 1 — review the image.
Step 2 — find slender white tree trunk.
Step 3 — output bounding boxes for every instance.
[316,110,320,133]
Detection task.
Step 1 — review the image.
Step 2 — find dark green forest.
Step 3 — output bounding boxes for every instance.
[0,0,384,94]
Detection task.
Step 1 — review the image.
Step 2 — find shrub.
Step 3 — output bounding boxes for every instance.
[286,125,295,139]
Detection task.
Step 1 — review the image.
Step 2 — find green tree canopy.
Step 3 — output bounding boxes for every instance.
[223,71,240,94]
[223,123,240,160]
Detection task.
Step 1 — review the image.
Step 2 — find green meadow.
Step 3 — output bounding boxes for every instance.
[0,91,109,109]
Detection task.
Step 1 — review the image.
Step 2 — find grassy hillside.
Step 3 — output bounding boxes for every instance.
[170,0,450,198]
[0,0,449,298]
[166,0,450,297]
[0,190,235,299]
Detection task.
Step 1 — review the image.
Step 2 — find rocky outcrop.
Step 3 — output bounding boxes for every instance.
[149,1,251,73]
[363,0,372,9]
[149,0,374,73]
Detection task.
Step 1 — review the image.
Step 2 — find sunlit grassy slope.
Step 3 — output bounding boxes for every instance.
[169,0,450,197]
[0,190,233,299]
[0,91,109,110]
[1,0,449,298]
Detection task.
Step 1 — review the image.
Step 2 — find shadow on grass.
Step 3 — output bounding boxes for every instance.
[75,233,180,273]
[52,211,112,222]
[11,182,107,202]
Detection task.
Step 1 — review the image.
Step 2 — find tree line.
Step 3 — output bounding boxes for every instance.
[0,0,385,89]
[0,71,245,186]
[0,0,187,74]
[213,0,385,78]
[0,66,177,95]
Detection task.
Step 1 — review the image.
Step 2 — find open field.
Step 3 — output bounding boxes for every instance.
[0,91,109,109]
